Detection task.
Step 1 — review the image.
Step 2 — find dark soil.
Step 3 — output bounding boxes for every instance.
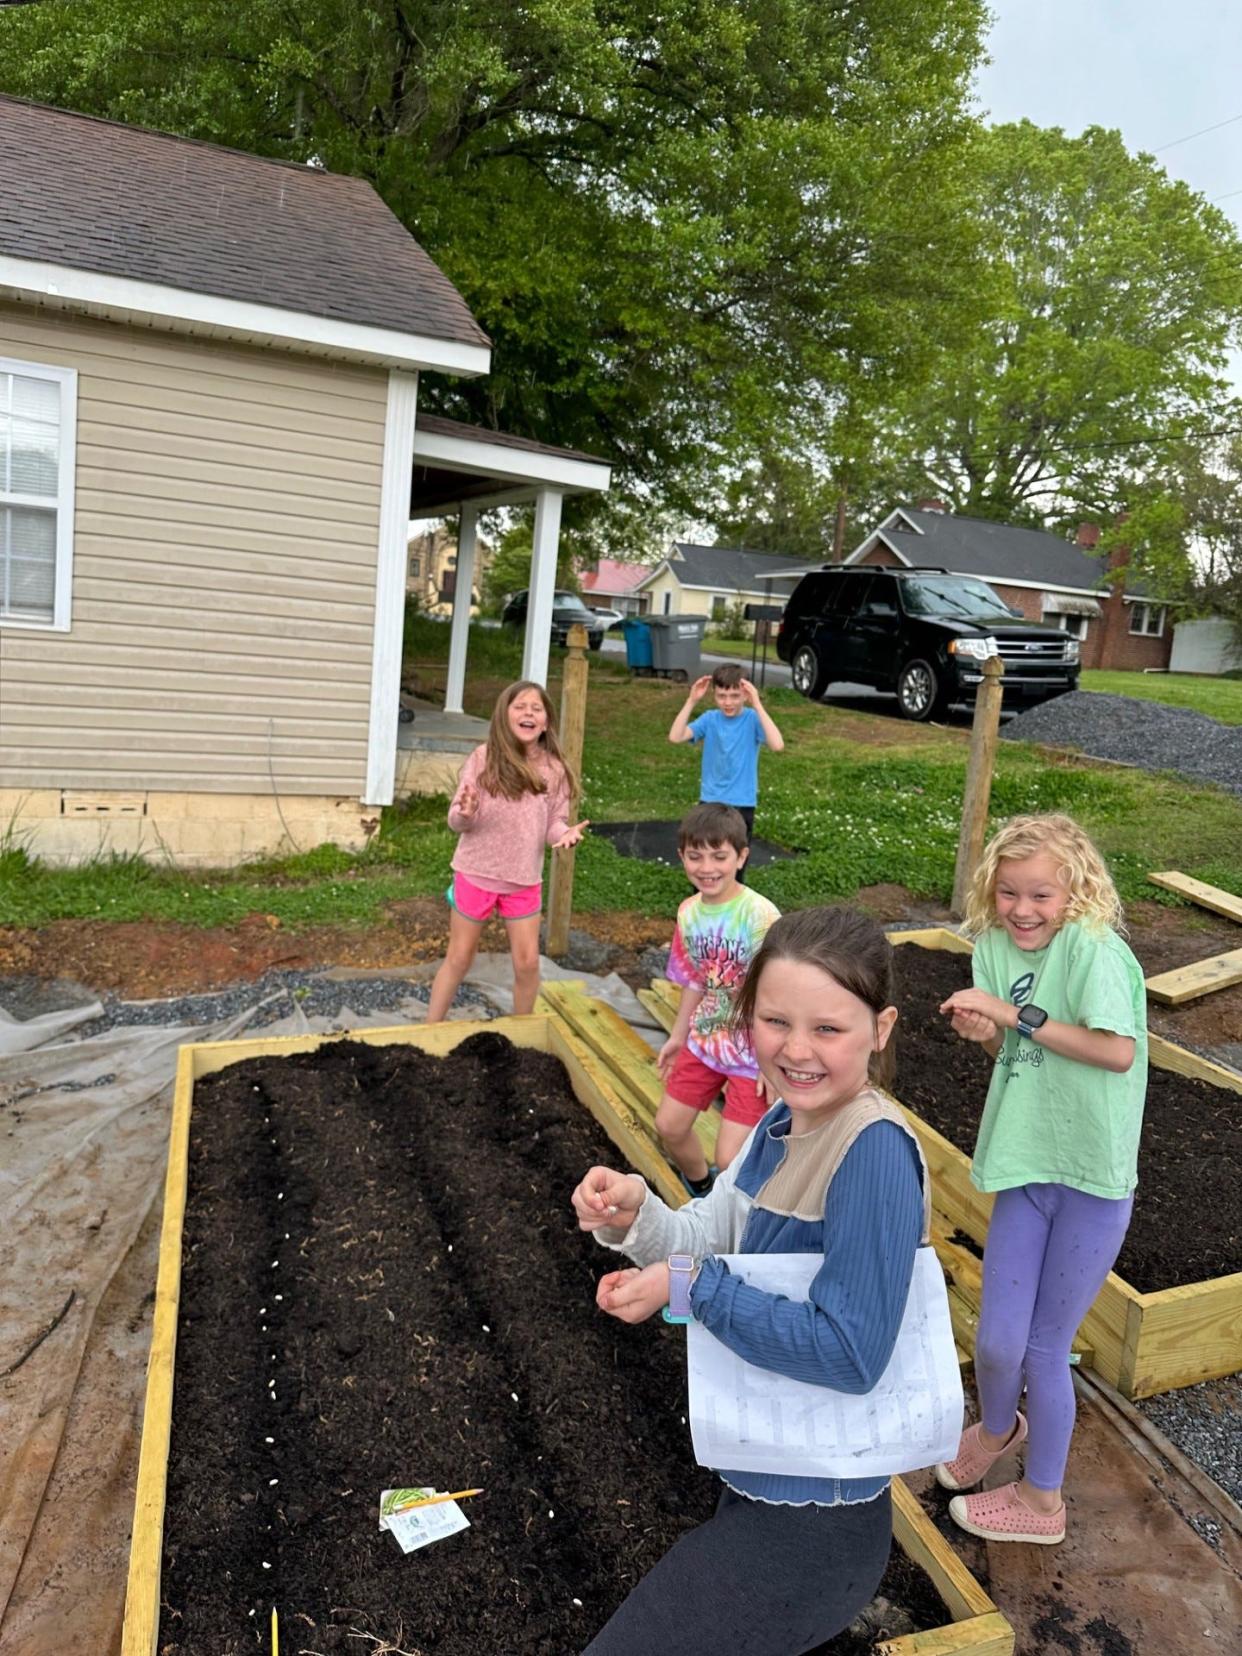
[892,946,1242,1292]
[159,1033,952,1655]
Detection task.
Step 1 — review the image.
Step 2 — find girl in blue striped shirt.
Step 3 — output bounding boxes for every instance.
[571,907,928,1656]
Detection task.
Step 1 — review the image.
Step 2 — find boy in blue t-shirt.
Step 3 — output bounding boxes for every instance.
[668,663,785,878]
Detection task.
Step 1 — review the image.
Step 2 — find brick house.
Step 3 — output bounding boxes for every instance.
[848,505,1173,671]
[579,556,651,616]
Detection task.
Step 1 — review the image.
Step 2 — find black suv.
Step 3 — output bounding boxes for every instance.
[776,567,1080,720]
[501,588,606,650]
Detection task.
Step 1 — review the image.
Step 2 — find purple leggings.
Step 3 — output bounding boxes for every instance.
[976,1182,1132,1490]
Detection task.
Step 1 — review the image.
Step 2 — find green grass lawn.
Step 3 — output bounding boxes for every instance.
[1081,669,1242,724]
[698,634,781,665]
[3,619,1240,930]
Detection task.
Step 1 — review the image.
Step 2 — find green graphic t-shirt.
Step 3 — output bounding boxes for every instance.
[970,920,1148,1199]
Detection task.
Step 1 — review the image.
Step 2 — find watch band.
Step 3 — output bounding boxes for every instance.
[663,1254,696,1324]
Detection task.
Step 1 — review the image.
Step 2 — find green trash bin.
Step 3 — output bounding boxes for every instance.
[646,614,709,681]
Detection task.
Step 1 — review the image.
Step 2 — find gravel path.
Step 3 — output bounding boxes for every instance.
[70,968,493,1037]
[1137,1375,1242,1510]
[1001,690,1242,795]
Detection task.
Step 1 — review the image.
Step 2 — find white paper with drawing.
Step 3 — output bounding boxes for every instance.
[686,1249,963,1478]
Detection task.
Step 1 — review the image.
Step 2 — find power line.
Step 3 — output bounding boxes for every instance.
[1214,186,1242,203]
[1154,111,1242,153]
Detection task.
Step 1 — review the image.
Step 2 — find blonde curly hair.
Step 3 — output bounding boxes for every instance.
[962,813,1125,939]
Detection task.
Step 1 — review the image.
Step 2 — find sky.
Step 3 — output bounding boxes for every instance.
[975,1,1242,384]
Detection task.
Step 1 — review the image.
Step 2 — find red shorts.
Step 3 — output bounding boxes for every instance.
[665,1045,767,1127]
[448,871,542,923]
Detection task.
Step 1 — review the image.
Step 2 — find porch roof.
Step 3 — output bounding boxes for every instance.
[410,413,611,514]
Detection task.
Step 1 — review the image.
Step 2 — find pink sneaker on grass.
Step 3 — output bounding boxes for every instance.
[934,1412,1027,1492]
[949,1481,1066,1545]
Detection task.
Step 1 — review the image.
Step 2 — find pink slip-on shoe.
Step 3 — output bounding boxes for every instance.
[935,1413,1028,1492]
[949,1481,1066,1545]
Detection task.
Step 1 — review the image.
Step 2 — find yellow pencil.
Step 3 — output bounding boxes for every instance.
[392,1487,483,1514]
[271,1605,279,1656]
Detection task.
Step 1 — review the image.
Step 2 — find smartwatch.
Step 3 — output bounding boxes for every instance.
[662,1254,696,1324]
[1016,1003,1049,1039]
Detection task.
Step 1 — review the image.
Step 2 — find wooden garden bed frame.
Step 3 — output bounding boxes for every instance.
[123,1010,1012,1656]
[884,928,1242,1400]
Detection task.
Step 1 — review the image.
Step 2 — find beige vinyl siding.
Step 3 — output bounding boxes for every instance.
[0,303,387,794]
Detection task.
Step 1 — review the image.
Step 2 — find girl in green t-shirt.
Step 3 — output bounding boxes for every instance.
[934,813,1146,1547]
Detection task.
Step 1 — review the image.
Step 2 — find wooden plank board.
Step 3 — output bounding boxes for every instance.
[1124,1269,1242,1399]
[891,1480,999,1624]
[1148,871,1242,924]
[543,981,718,1162]
[1147,1032,1242,1093]
[637,986,676,1033]
[879,1613,1015,1656]
[1144,947,1242,1005]
[121,1047,195,1656]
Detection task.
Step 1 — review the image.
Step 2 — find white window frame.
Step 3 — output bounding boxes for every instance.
[1054,612,1089,640]
[0,355,77,632]
[1128,601,1166,638]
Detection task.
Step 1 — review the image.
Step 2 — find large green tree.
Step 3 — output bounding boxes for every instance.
[0,0,988,541]
[872,121,1242,530]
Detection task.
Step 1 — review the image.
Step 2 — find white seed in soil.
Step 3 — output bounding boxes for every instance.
[482,1325,490,1333]
[271,1261,278,1268]
[268,1380,276,1389]
[275,1294,283,1301]
[277,1192,284,1200]
[261,1325,267,1332]
[511,1392,519,1403]
[548,1510,554,1519]
[265,1437,274,1444]
[573,1598,583,1607]
[259,1308,267,1315]
[447,1244,453,1252]
[262,1561,271,1570]
[269,1478,278,1486]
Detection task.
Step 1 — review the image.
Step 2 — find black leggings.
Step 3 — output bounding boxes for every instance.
[581,1485,891,1656]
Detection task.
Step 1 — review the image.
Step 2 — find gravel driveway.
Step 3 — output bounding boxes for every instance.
[1001,690,1242,795]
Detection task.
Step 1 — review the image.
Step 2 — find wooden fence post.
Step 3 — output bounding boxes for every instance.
[545,624,589,957]
[951,656,1005,918]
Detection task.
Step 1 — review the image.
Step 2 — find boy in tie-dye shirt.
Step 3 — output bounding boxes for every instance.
[655,803,781,1195]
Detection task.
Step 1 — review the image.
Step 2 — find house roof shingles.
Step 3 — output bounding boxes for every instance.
[665,542,823,591]
[0,94,489,350]
[878,509,1117,592]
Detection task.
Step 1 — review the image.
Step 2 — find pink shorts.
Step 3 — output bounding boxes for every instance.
[665,1045,768,1127]
[448,871,542,923]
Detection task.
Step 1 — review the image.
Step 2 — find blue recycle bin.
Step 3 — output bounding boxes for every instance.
[622,616,654,672]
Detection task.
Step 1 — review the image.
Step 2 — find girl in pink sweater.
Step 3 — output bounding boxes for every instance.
[425,681,588,1022]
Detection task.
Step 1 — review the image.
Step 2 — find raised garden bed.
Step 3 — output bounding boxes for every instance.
[888,930,1242,1400]
[123,1013,1011,1656]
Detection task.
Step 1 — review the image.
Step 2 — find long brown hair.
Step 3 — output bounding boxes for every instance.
[479,680,579,802]
[730,907,898,1088]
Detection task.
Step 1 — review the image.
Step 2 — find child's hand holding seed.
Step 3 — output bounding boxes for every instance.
[571,1166,646,1232]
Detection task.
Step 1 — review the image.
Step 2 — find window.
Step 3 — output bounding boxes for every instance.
[663,591,672,614]
[1,358,77,629]
[711,593,728,619]
[446,554,457,568]
[1055,613,1088,640]
[409,555,421,578]
[1128,602,1166,637]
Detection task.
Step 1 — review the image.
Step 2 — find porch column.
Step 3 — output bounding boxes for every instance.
[443,503,479,715]
[522,487,563,686]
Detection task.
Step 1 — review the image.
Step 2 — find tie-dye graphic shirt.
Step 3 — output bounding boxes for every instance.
[667,886,781,1078]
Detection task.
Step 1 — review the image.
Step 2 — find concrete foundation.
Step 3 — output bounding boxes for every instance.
[0,788,377,868]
